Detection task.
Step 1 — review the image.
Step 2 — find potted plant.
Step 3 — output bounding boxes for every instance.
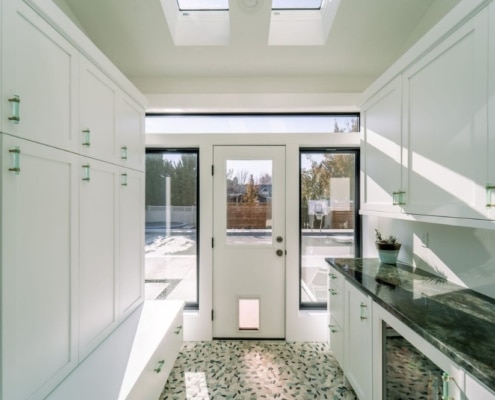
[375,229,401,264]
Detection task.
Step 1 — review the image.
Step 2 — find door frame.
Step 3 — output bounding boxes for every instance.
[212,145,286,339]
[146,132,360,341]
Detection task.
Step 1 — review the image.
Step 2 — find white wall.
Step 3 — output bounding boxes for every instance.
[147,132,360,342]
[363,215,495,300]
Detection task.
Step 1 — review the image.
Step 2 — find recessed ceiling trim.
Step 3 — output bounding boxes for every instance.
[176,0,229,11]
[268,0,340,46]
[161,0,230,45]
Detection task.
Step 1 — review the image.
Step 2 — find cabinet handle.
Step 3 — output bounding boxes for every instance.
[8,147,21,174]
[329,289,338,296]
[154,359,165,374]
[329,324,338,333]
[121,146,128,160]
[174,325,183,335]
[121,173,128,186]
[392,190,406,206]
[8,95,20,124]
[329,273,337,280]
[82,129,91,147]
[82,164,91,182]
[360,302,367,321]
[486,184,495,207]
[441,372,450,400]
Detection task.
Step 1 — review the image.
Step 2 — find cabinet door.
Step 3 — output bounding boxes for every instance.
[487,2,495,218]
[2,0,78,151]
[346,282,372,399]
[403,10,488,219]
[118,169,144,315]
[1,135,78,400]
[115,93,145,171]
[328,316,344,369]
[79,57,117,162]
[361,77,404,213]
[79,158,118,358]
[465,373,495,400]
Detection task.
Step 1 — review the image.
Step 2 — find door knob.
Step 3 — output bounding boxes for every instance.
[276,236,283,243]
[276,249,284,257]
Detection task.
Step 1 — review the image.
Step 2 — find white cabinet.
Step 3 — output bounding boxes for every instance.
[1,134,78,400]
[361,76,405,214]
[80,57,145,171]
[328,267,345,368]
[345,282,372,400]
[79,57,117,162]
[78,158,118,358]
[487,1,495,217]
[2,0,78,151]
[124,302,184,400]
[465,372,495,400]
[402,9,488,220]
[115,94,145,171]
[118,168,144,315]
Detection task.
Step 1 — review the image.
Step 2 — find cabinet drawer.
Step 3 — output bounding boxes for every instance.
[126,303,183,400]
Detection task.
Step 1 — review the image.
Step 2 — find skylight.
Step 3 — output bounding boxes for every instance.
[176,0,229,11]
[272,0,322,10]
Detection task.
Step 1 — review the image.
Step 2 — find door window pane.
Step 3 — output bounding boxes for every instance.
[145,149,198,308]
[226,160,272,245]
[300,149,359,307]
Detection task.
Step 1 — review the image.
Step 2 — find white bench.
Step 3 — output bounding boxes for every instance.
[46,300,184,400]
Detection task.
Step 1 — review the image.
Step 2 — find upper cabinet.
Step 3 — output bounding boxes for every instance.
[360,2,495,228]
[402,9,488,220]
[115,93,145,171]
[361,77,405,214]
[80,56,145,170]
[2,0,78,151]
[487,1,495,219]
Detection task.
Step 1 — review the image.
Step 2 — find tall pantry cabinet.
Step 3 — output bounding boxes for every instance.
[0,0,146,399]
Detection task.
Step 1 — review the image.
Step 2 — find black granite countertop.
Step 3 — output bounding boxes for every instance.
[326,257,495,393]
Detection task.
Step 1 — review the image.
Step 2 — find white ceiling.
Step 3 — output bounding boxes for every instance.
[55,0,460,95]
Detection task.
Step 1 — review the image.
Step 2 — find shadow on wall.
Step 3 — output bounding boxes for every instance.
[364,216,495,300]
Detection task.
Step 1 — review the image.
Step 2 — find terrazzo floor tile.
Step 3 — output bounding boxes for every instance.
[159,340,357,400]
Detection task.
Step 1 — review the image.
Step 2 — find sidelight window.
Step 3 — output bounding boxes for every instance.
[299,148,360,309]
[145,149,199,309]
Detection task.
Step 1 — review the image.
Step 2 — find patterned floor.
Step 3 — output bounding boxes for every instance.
[159,340,358,400]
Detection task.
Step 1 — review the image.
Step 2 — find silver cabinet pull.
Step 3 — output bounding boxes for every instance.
[360,302,368,321]
[8,147,21,174]
[329,273,337,280]
[441,372,450,400]
[329,324,338,333]
[121,146,128,160]
[154,360,165,373]
[82,129,91,147]
[329,289,337,295]
[82,164,91,182]
[486,184,495,207]
[174,325,183,335]
[392,190,406,205]
[8,95,20,123]
[121,173,128,186]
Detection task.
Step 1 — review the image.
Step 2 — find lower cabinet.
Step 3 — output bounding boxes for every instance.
[345,282,373,400]
[465,373,495,400]
[1,135,78,400]
[120,301,184,400]
[45,301,184,400]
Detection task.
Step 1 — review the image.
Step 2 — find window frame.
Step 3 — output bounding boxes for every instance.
[145,147,200,310]
[299,147,361,310]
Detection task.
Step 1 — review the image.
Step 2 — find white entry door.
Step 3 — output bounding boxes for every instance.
[213,146,286,338]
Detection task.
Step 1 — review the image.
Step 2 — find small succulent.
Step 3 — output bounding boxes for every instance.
[375,228,400,245]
